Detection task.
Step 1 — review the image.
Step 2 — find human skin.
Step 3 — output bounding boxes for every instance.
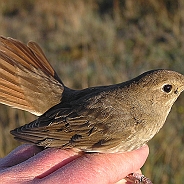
[0,144,149,184]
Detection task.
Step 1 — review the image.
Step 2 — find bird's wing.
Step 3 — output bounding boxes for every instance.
[0,36,64,115]
[10,92,131,152]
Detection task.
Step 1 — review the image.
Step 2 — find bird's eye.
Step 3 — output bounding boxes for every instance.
[162,84,172,93]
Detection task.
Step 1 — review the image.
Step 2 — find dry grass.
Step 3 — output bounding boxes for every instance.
[0,0,184,183]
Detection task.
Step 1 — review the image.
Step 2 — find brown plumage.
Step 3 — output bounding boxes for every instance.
[0,36,63,115]
[0,36,184,153]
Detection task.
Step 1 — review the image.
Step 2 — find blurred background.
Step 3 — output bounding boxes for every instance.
[0,0,184,183]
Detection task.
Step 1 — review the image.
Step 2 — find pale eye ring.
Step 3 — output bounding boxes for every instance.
[162,84,172,93]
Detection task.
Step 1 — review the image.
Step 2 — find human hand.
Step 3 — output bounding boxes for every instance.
[0,144,149,184]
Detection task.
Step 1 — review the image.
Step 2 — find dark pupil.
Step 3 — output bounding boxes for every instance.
[163,84,172,93]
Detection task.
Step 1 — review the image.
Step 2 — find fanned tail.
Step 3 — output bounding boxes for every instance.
[0,36,64,115]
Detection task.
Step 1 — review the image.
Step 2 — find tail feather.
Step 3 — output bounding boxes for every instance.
[0,36,64,115]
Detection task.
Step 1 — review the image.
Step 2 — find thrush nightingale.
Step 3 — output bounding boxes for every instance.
[0,36,184,183]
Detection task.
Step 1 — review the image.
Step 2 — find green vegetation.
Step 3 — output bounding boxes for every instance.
[0,0,184,183]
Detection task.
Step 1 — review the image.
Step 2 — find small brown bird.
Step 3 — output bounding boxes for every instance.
[0,36,184,183]
[0,36,184,152]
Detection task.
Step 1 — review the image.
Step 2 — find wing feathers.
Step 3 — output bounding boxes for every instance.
[10,107,118,152]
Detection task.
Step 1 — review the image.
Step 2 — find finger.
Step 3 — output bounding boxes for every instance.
[23,148,83,178]
[0,147,82,182]
[1,145,149,183]
[0,144,42,168]
[38,145,149,184]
